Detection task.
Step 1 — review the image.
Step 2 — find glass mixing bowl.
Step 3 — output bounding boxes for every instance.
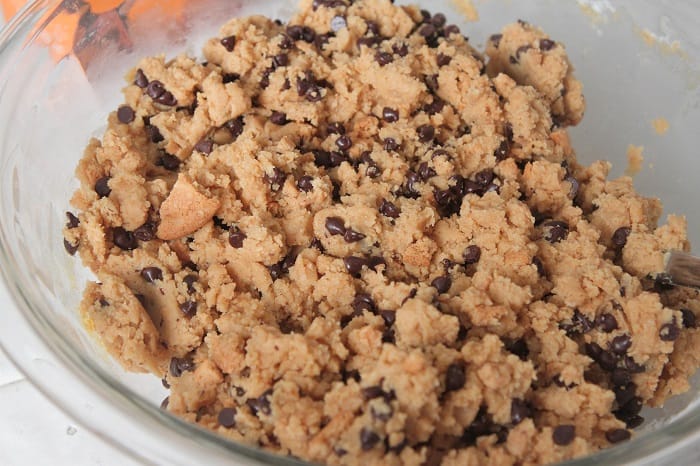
[0,0,699,464]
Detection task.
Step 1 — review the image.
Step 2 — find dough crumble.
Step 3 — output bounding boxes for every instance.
[62,1,700,465]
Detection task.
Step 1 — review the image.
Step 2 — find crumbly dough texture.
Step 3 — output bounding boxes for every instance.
[64,1,700,465]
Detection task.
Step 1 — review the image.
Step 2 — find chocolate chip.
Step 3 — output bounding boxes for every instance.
[420,23,436,37]
[605,428,630,444]
[598,349,618,371]
[360,428,380,451]
[134,222,156,242]
[431,275,451,294]
[296,175,314,192]
[424,75,439,94]
[681,309,697,329]
[222,73,240,84]
[515,45,531,59]
[134,68,148,88]
[384,137,399,151]
[392,42,409,57]
[416,162,435,181]
[270,111,288,125]
[622,355,645,373]
[343,229,366,243]
[659,321,680,341]
[437,53,452,67]
[475,169,495,187]
[273,53,289,67]
[612,227,631,249]
[379,199,400,218]
[379,310,396,327]
[352,293,375,314]
[383,107,399,123]
[229,230,246,249]
[431,13,446,27]
[417,124,435,143]
[159,154,181,171]
[325,217,346,236]
[366,165,381,178]
[362,385,385,400]
[145,123,164,143]
[169,357,194,377]
[611,334,632,354]
[246,390,272,416]
[218,407,236,428]
[366,20,380,35]
[117,105,135,124]
[532,256,545,276]
[66,212,80,229]
[327,122,345,135]
[463,245,482,265]
[95,176,111,198]
[265,168,287,191]
[344,256,367,277]
[444,24,461,36]
[552,425,575,445]
[336,135,353,151]
[329,151,348,167]
[624,415,645,429]
[611,368,631,387]
[490,34,503,48]
[539,38,556,51]
[654,272,675,291]
[194,139,214,155]
[180,300,197,318]
[596,313,619,333]
[113,227,137,250]
[375,51,393,66]
[543,220,569,243]
[330,15,347,32]
[510,398,531,425]
[505,338,530,360]
[63,239,78,255]
[183,274,198,294]
[445,362,466,391]
[225,116,245,140]
[615,384,638,407]
[220,35,236,52]
[160,397,169,409]
[146,80,177,106]
[141,267,163,283]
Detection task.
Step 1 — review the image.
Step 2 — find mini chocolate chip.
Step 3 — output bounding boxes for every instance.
[117,105,135,124]
[539,38,556,51]
[654,272,675,291]
[417,162,436,181]
[532,256,545,276]
[265,168,287,191]
[330,15,347,32]
[543,220,569,243]
[444,24,460,36]
[383,107,399,123]
[273,53,289,67]
[218,407,236,428]
[611,335,632,354]
[659,321,680,341]
[134,222,156,242]
[161,377,170,389]
[169,357,194,377]
[246,390,272,416]
[146,123,164,143]
[612,227,631,249]
[431,275,452,294]
[180,300,197,318]
[194,139,214,155]
[494,139,509,160]
[134,68,148,88]
[63,239,78,255]
[379,199,400,218]
[229,230,247,249]
[344,229,366,243]
[384,137,399,151]
[382,328,395,343]
[417,124,435,143]
[360,428,380,450]
[352,293,375,314]
[392,42,409,57]
[159,154,181,171]
[681,309,697,328]
[622,355,645,373]
[141,267,163,283]
[475,169,495,186]
[380,310,396,327]
[225,116,245,139]
[366,20,380,35]
[220,35,236,51]
[336,135,352,151]
[624,415,645,429]
[160,397,169,409]
[366,165,381,178]
[327,122,345,134]
[344,256,367,277]
[490,34,503,48]
[437,53,452,67]
[566,176,579,199]
[516,45,531,58]
[329,151,348,167]
[183,274,198,294]
[605,428,630,444]
[611,368,631,387]
[509,55,518,64]
[596,313,619,333]
[420,23,436,37]
[113,227,137,250]
[510,398,531,425]
[297,175,314,192]
[362,385,385,400]
[463,245,481,265]
[445,362,466,391]
[431,13,446,27]
[552,425,575,446]
[95,176,111,198]
[270,111,288,125]
[222,73,240,84]
[325,217,346,236]
[375,51,394,66]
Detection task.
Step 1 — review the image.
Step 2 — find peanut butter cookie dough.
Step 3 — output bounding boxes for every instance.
[63,1,700,465]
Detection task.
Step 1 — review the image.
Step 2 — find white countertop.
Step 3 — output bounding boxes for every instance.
[0,347,138,465]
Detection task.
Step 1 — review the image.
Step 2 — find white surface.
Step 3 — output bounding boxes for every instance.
[0,346,139,466]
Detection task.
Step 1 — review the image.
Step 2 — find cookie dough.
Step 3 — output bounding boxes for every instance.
[63,1,700,465]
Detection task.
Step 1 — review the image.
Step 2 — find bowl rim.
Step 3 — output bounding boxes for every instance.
[0,1,699,465]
